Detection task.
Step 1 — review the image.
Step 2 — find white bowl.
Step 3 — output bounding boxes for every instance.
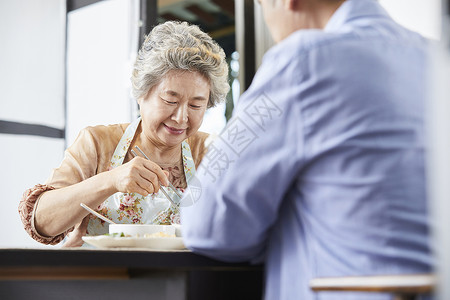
[172,224,182,237]
[109,224,176,238]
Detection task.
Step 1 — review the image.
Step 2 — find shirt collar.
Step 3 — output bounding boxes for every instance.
[324,0,390,32]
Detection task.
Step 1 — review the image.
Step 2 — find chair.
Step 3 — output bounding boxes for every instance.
[310,273,436,300]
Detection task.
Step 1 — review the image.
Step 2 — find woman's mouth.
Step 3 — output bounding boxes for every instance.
[164,124,186,135]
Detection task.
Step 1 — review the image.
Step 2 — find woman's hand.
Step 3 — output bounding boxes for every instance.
[109,156,170,196]
[61,216,90,248]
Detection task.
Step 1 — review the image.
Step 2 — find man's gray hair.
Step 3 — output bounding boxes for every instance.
[132,21,230,108]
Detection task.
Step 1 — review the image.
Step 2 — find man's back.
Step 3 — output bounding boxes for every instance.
[182,1,433,299]
[260,1,431,299]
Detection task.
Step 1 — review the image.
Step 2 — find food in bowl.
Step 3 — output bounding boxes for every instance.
[142,231,175,238]
[109,224,176,238]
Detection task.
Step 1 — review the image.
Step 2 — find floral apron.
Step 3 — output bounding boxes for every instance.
[86,117,196,236]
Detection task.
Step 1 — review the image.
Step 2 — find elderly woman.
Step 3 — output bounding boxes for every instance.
[18,21,229,247]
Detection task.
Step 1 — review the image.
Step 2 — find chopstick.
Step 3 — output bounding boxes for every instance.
[80,203,116,224]
[134,146,183,199]
[130,148,180,212]
[156,184,180,213]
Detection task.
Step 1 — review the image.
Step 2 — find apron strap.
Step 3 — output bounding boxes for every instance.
[109,117,141,169]
[181,140,196,183]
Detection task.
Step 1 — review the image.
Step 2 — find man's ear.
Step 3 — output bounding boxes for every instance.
[285,0,298,10]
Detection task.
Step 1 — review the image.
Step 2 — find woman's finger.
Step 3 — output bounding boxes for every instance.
[62,216,90,248]
[135,180,154,196]
[79,215,90,233]
[138,169,160,192]
[142,160,170,186]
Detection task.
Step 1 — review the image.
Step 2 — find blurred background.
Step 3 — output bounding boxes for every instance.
[0,1,447,296]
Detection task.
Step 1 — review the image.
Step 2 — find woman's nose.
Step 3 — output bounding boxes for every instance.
[172,104,188,124]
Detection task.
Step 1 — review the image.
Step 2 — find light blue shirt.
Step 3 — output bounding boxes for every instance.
[181,0,433,299]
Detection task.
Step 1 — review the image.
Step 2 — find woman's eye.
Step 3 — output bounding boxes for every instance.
[163,99,177,105]
[190,105,202,109]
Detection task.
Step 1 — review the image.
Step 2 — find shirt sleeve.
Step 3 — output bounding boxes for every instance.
[46,127,101,189]
[17,127,102,244]
[187,131,210,168]
[18,184,70,245]
[181,52,306,262]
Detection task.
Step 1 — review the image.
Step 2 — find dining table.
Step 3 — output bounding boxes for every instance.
[0,248,263,300]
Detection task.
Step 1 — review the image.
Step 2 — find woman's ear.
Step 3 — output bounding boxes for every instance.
[137,97,142,106]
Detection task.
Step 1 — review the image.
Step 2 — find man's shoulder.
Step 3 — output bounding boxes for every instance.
[269,29,341,54]
[269,21,427,62]
[261,29,349,73]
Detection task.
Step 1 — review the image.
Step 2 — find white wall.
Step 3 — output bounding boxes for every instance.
[66,0,140,146]
[0,0,66,248]
[379,0,441,40]
[0,1,65,129]
[0,135,65,248]
[428,42,450,300]
[427,1,450,299]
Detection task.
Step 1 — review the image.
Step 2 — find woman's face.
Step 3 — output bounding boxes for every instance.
[138,70,210,148]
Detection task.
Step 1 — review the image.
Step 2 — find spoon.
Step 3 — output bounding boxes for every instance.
[80,203,116,224]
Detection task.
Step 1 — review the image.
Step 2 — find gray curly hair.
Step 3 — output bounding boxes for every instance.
[132,21,230,108]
